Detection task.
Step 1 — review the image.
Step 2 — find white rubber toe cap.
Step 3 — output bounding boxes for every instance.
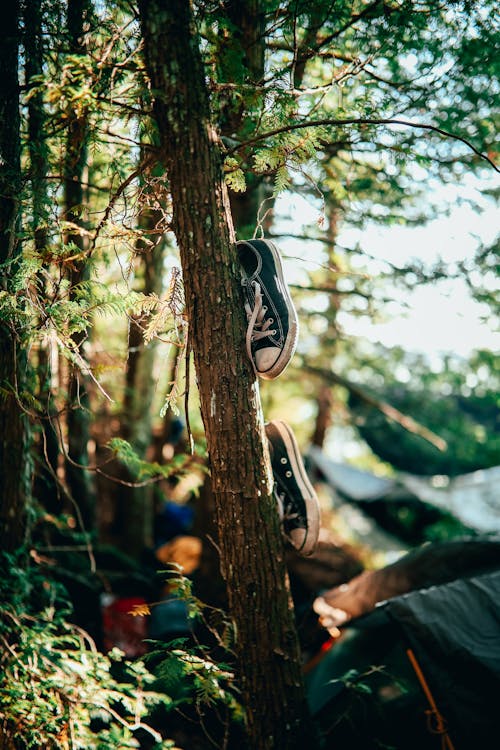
[255,346,280,374]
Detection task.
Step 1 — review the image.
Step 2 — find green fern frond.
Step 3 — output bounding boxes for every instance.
[274,165,290,195]
[107,438,193,481]
[18,391,44,414]
[224,157,246,193]
[254,147,281,173]
[225,167,247,193]
[160,379,181,418]
[142,268,185,344]
[0,588,173,750]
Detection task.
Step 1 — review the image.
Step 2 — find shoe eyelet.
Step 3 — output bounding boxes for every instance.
[280,457,287,464]
[268,318,274,323]
[285,471,292,478]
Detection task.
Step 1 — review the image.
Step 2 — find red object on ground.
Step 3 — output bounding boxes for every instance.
[101,595,148,657]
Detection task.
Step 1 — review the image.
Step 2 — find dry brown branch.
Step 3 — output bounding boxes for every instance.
[304,363,447,451]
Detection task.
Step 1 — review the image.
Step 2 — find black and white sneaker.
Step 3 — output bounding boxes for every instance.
[237,238,298,380]
[265,420,320,556]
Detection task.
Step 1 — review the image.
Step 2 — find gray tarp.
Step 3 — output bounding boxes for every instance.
[308,446,500,533]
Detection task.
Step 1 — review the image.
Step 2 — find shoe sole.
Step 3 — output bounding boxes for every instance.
[241,239,298,380]
[269,420,320,556]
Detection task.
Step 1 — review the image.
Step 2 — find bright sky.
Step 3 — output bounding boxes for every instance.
[276,172,500,361]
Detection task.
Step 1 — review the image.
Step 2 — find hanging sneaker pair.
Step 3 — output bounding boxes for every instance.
[237,238,320,555]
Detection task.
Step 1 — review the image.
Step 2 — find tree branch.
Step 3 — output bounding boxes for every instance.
[303,363,447,451]
[290,282,371,299]
[228,117,499,172]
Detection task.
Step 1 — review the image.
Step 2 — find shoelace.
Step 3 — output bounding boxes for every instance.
[243,280,277,356]
[276,491,301,524]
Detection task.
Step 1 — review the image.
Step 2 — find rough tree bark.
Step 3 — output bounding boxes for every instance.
[0,0,31,553]
[138,1,317,747]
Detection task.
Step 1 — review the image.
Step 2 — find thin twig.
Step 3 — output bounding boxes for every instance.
[90,153,157,253]
[184,333,195,454]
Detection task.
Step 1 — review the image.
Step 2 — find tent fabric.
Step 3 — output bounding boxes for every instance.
[385,570,500,749]
[308,446,500,533]
[386,569,500,680]
[306,615,445,750]
[308,445,398,501]
[308,568,500,749]
[401,466,500,533]
[315,537,500,626]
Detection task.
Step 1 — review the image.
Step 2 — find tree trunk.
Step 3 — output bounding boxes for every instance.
[138,1,316,747]
[63,0,96,531]
[311,385,334,449]
[118,198,166,558]
[25,0,60,512]
[311,201,341,449]
[0,0,30,552]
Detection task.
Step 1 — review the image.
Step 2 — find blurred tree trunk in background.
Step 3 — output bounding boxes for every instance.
[311,201,342,449]
[64,0,96,532]
[117,181,166,559]
[25,0,60,513]
[138,1,316,746]
[0,0,31,553]
[311,385,334,449]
